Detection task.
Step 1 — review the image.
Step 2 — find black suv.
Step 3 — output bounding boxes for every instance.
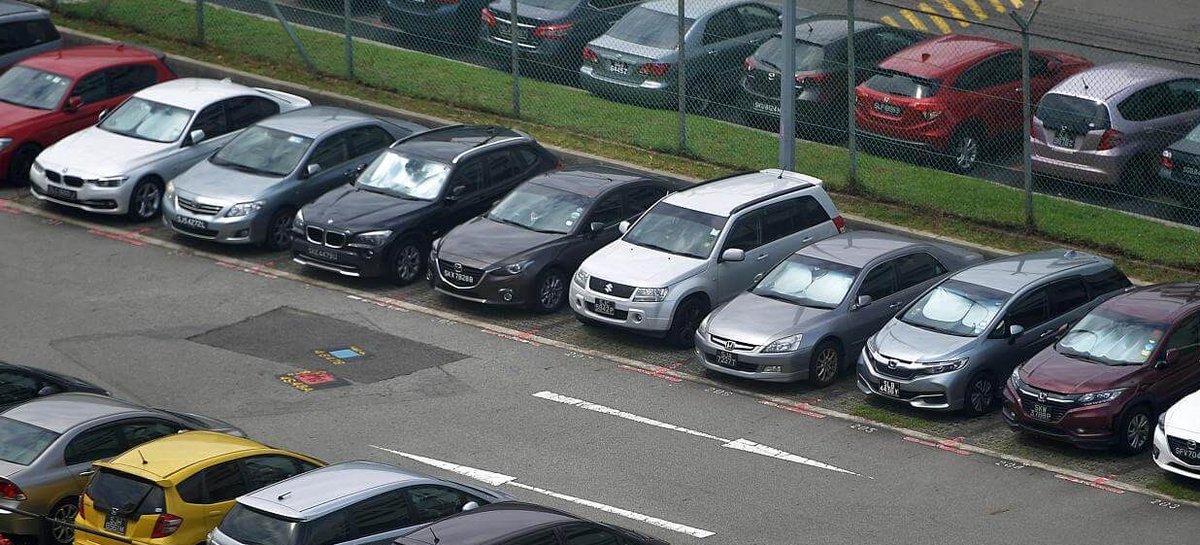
[291,125,559,285]
[0,0,61,71]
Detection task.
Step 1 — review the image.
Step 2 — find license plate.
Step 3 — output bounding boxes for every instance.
[872,101,902,116]
[715,350,737,367]
[44,184,77,200]
[496,25,529,42]
[593,298,616,316]
[175,216,208,230]
[753,101,781,115]
[1172,447,1200,462]
[1028,402,1053,422]
[878,380,900,398]
[1180,165,1200,177]
[103,514,126,534]
[306,247,339,262]
[1052,129,1076,148]
[443,270,476,285]
[607,61,630,75]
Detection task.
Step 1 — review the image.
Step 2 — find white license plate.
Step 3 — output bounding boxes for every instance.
[175,216,208,230]
[1052,130,1075,148]
[1172,447,1200,462]
[872,101,902,116]
[1029,402,1053,422]
[1180,165,1200,177]
[593,298,616,316]
[878,380,900,398]
[607,61,630,75]
[753,101,781,115]
[716,350,737,367]
[103,514,126,534]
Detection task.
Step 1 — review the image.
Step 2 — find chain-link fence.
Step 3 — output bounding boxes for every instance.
[39,0,1200,231]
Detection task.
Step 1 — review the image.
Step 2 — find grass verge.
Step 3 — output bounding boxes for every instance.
[53,0,1200,278]
[848,402,938,432]
[1148,476,1200,503]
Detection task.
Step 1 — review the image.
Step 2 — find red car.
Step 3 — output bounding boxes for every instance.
[0,44,175,185]
[1003,282,1200,454]
[854,34,1090,173]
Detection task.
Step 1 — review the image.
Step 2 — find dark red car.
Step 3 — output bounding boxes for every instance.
[854,34,1090,173]
[0,44,175,185]
[1003,282,1200,454]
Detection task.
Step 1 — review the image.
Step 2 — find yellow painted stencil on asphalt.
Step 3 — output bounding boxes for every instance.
[918,3,954,33]
[989,0,1008,12]
[937,0,971,27]
[881,15,901,27]
[1009,0,1024,7]
[961,0,990,20]
[878,0,1033,33]
[899,9,930,31]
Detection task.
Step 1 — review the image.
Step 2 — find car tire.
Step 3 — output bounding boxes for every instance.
[946,126,981,174]
[809,340,842,388]
[388,237,426,286]
[529,268,567,314]
[126,177,164,222]
[962,371,997,417]
[43,497,78,545]
[6,144,40,187]
[260,208,296,251]
[1116,404,1154,455]
[665,296,709,349]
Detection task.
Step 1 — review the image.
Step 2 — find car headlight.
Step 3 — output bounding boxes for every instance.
[917,357,969,375]
[573,269,589,287]
[1158,413,1167,433]
[226,200,265,218]
[0,138,12,152]
[631,287,668,302]
[494,259,534,276]
[349,230,392,248]
[292,208,305,230]
[761,333,803,354]
[31,161,45,176]
[1075,388,1127,406]
[164,181,175,200]
[91,175,129,188]
[1009,368,1022,387]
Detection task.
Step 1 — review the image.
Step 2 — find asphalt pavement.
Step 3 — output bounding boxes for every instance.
[3,195,1200,544]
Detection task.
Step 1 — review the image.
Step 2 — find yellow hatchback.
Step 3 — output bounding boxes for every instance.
[74,431,323,545]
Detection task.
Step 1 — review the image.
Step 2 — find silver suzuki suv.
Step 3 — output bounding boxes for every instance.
[569,169,844,347]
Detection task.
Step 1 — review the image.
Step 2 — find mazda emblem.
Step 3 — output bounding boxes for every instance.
[724,341,735,351]
[1189,440,1197,451]
[767,72,777,81]
[604,283,613,294]
[1038,392,1047,403]
[886,359,897,370]
[454,263,463,272]
[326,219,333,224]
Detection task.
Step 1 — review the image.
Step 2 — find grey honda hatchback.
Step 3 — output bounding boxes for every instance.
[697,231,981,387]
[857,249,1132,415]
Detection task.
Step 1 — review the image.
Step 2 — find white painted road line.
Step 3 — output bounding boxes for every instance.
[370,446,716,539]
[533,391,866,478]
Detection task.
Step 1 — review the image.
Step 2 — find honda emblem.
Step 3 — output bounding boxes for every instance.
[1038,391,1047,403]
[886,359,897,370]
[724,341,735,351]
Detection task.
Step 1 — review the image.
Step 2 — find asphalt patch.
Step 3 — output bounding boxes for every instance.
[191,306,467,383]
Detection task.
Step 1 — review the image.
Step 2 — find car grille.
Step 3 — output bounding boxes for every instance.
[585,301,628,320]
[45,170,61,183]
[1167,436,1200,464]
[63,175,84,188]
[868,352,918,380]
[306,226,348,248]
[437,259,485,288]
[1016,387,1073,422]
[588,276,635,299]
[708,334,757,352]
[176,196,222,216]
[744,70,782,98]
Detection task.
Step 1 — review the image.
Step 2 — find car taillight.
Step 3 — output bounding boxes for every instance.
[1029,121,1040,140]
[832,215,846,233]
[481,8,495,27]
[638,62,670,77]
[743,56,756,71]
[0,533,13,545]
[79,495,87,521]
[582,47,598,64]
[151,514,183,538]
[534,22,573,40]
[554,160,564,170]
[1162,150,1174,170]
[0,478,25,501]
[1097,129,1123,151]
[794,71,829,86]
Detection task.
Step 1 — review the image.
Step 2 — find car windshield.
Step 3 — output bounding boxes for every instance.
[864,70,940,98]
[753,255,859,309]
[98,97,194,143]
[211,126,313,177]
[1184,123,1200,144]
[900,279,1008,337]
[608,7,694,50]
[623,202,724,259]
[756,38,826,72]
[1056,309,1168,366]
[0,417,58,465]
[486,183,591,234]
[219,504,302,545]
[356,150,451,200]
[1037,93,1111,134]
[0,66,72,110]
[86,469,166,515]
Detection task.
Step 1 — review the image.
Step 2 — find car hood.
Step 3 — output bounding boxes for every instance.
[588,34,674,62]
[707,292,833,346]
[302,186,431,232]
[1166,391,1200,435]
[172,159,284,203]
[0,102,48,131]
[872,319,976,362]
[582,239,705,287]
[437,215,563,270]
[39,127,170,176]
[1019,348,1139,395]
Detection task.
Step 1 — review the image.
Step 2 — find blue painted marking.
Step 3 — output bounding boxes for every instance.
[329,348,361,359]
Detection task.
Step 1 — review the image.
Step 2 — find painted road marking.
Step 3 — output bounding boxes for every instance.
[899,9,929,32]
[962,0,989,20]
[533,391,865,477]
[937,0,971,27]
[370,446,716,538]
[988,0,1007,13]
[1054,473,1125,495]
[1009,0,1024,7]
[918,3,954,33]
[881,15,900,27]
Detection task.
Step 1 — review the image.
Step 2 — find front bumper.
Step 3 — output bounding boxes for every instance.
[855,350,966,411]
[1000,383,1119,449]
[578,67,673,108]
[429,261,532,307]
[568,280,674,334]
[1153,429,1200,480]
[291,233,389,278]
[29,168,130,215]
[162,198,261,245]
[694,331,810,382]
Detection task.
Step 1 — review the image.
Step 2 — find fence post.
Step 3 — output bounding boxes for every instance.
[510,0,521,118]
[778,0,796,170]
[1011,2,1041,231]
[196,0,205,46]
[265,0,317,74]
[846,0,858,192]
[676,0,686,152]
[344,0,354,79]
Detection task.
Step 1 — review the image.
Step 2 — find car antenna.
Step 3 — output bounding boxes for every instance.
[138,450,148,465]
[1081,75,1089,90]
[428,526,440,545]
[277,491,292,501]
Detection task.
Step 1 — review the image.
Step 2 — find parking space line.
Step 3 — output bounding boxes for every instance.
[936,0,971,27]
[898,9,929,32]
[918,3,954,33]
[370,446,716,538]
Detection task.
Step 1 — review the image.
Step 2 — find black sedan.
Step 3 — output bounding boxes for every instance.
[396,502,670,545]
[0,361,109,410]
[1159,123,1200,206]
[430,164,680,313]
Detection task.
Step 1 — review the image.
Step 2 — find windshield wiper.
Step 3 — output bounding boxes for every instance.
[357,184,414,199]
[629,240,697,259]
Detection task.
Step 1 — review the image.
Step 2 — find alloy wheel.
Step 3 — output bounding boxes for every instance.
[394,244,422,282]
[814,347,839,384]
[133,182,161,219]
[49,502,78,544]
[1126,412,1151,451]
[968,375,994,414]
[538,273,565,311]
[269,212,293,250]
[954,134,979,172]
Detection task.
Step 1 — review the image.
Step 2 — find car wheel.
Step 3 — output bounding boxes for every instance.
[947,127,981,174]
[388,238,425,286]
[530,268,567,314]
[1118,154,1156,195]
[6,144,40,187]
[44,498,78,545]
[1116,404,1154,455]
[261,208,296,251]
[809,340,842,388]
[665,296,709,349]
[962,372,997,417]
[686,83,713,115]
[126,178,164,222]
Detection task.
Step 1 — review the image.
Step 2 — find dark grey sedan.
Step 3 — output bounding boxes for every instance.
[0,361,108,411]
[162,107,427,250]
[695,231,982,387]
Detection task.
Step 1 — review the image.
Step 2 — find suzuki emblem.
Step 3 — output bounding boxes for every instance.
[1189,440,1197,450]
[111,507,120,516]
[604,283,614,294]
[724,341,735,351]
[454,263,463,272]
[1038,392,1047,403]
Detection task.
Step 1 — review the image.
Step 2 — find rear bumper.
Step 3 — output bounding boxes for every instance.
[1031,140,1125,186]
[579,66,673,108]
[0,502,41,537]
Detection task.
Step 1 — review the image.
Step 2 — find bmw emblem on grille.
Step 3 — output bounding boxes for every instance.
[454,262,463,272]
[604,283,613,294]
[1189,440,1197,450]
[724,341,735,351]
[1038,391,1047,403]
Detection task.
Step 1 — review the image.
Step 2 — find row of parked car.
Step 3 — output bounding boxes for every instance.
[0,386,665,545]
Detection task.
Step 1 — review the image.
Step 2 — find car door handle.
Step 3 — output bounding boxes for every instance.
[889,302,903,309]
[707,49,718,55]
[79,470,95,477]
[1038,329,1055,338]
[801,236,813,243]
[756,253,769,261]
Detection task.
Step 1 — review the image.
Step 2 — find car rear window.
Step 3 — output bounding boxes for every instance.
[1036,93,1111,133]
[219,504,302,545]
[607,7,694,50]
[0,417,58,465]
[863,70,940,98]
[86,469,166,516]
[755,38,827,72]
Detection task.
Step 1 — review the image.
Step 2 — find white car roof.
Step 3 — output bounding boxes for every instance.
[133,78,268,110]
[661,169,824,217]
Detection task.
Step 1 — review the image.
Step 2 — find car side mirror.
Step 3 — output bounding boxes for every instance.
[1156,348,1180,369]
[720,248,745,262]
[65,95,83,113]
[589,221,605,234]
[462,501,480,512]
[1055,322,1070,338]
[305,163,321,178]
[445,185,466,202]
[188,129,206,146]
[1007,324,1025,344]
[37,385,61,396]
[1046,58,1062,75]
[851,294,872,310]
[618,220,631,234]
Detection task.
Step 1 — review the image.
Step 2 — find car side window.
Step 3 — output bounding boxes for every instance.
[1028,54,1050,78]
[307,511,354,545]
[758,200,803,246]
[346,489,414,537]
[736,4,779,33]
[894,252,948,290]
[956,52,1021,92]
[1165,79,1200,116]
[451,159,485,194]
[64,423,126,466]
[72,72,109,104]
[508,530,560,545]
[120,420,179,447]
[858,261,897,301]
[346,125,395,158]
[1006,287,1050,330]
[226,96,281,132]
[106,65,160,97]
[562,524,623,545]
[1047,277,1089,316]
[200,460,249,504]
[793,195,830,230]
[192,103,228,140]
[1118,83,1172,122]
[486,150,522,185]
[0,20,56,53]
[703,9,744,45]
[407,485,479,523]
[1083,267,1131,297]
[723,210,762,251]
[308,134,351,171]
[242,455,312,491]
[0,370,40,404]
[588,194,625,227]
[1164,314,1200,355]
[624,186,669,217]
[512,146,544,175]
